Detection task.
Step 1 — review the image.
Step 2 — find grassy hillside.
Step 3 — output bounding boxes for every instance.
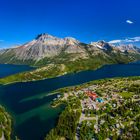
[0,52,139,85]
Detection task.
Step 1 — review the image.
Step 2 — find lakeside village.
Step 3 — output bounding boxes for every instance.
[53,84,125,119]
[50,78,140,140]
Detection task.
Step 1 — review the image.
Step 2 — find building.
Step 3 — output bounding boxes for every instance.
[96,98,104,103]
[86,90,98,100]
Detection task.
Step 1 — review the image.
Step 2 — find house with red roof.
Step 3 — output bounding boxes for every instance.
[86,90,98,100]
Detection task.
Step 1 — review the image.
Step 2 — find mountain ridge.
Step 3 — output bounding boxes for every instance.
[0,33,140,66]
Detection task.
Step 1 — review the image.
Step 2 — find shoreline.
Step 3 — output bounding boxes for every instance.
[0,61,137,86]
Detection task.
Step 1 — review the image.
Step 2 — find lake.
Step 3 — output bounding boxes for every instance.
[0,64,34,78]
[0,62,140,140]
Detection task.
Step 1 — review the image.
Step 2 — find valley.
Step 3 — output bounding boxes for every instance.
[0,34,140,140]
[0,34,140,85]
[0,62,140,140]
[0,0,140,140]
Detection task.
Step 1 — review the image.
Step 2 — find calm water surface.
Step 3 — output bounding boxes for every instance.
[0,64,34,78]
[0,62,140,140]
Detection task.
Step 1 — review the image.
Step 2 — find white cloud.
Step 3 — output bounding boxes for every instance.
[108,40,122,44]
[126,20,134,24]
[126,37,140,43]
[131,37,140,42]
[109,36,140,44]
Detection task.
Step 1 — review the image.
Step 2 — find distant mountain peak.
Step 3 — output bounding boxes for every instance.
[64,37,80,45]
[90,40,113,50]
[97,40,106,44]
[35,33,57,40]
[117,44,140,53]
[64,37,77,41]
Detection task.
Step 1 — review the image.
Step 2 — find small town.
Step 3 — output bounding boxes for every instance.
[51,77,140,140]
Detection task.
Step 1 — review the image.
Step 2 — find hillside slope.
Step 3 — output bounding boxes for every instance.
[0,33,140,84]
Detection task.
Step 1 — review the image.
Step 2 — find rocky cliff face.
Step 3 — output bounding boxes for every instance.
[118,44,140,53]
[0,33,140,65]
[0,33,88,61]
[90,41,113,51]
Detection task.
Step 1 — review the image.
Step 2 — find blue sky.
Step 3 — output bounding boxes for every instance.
[0,0,140,48]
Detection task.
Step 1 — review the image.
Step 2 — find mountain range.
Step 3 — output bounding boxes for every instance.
[0,33,140,66]
[0,33,140,83]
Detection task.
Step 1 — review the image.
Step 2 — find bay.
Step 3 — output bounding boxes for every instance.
[0,62,140,140]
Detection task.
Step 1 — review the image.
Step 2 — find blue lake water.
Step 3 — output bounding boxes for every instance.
[0,64,34,78]
[0,62,140,140]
